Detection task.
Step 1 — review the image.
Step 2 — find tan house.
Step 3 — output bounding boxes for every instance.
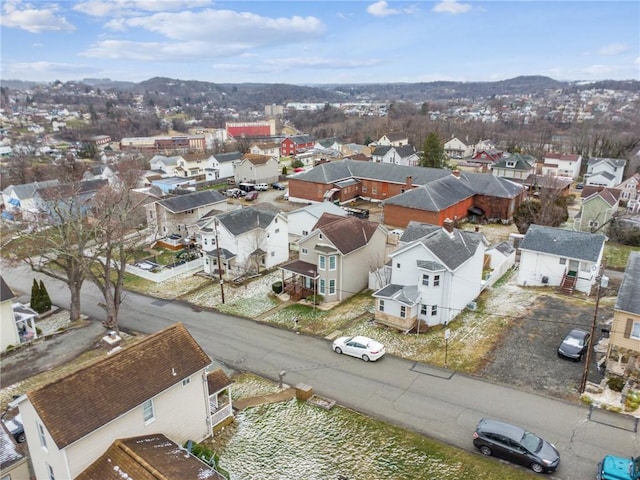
[233,154,280,185]
[279,213,388,303]
[15,323,215,480]
[573,187,621,233]
[606,251,640,381]
[0,276,20,352]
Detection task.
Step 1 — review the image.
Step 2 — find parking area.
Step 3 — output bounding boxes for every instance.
[477,293,614,400]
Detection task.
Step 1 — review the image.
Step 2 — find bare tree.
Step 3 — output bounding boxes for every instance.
[88,162,147,333]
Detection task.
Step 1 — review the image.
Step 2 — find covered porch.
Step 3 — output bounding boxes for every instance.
[207,369,234,430]
[279,260,318,301]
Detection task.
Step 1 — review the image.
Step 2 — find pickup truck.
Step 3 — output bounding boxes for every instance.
[597,455,640,480]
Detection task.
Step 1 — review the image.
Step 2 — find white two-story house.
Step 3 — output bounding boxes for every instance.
[541,153,582,179]
[205,151,243,182]
[584,157,627,188]
[371,145,419,166]
[373,220,485,331]
[199,203,289,277]
[14,323,214,480]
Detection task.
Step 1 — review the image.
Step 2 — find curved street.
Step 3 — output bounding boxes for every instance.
[2,261,638,480]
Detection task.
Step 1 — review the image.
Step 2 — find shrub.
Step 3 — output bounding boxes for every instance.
[272,281,283,294]
[39,280,52,311]
[31,279,42,313]
[306,294,324,305]
[282,166,288,175]
[607,375,625,392]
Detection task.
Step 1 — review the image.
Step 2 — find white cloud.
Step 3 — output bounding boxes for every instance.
[263,57,381,69]
[73,0,212,17]
[433,0,472,15]
[596,43,628,56]
[0,0,75,33]
[80,40,229,60]
[5,61,101,80]
[581,64,622,77]
[635,57,640,66]
[367,1,400,17]
[104,9,325,45]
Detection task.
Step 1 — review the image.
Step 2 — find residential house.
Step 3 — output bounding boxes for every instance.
[82,164,117,184]
[616,173,640,212]
[146,189,227,243]
[341,143,372,159]
[491,153,537,182]
[33,179,108,225]
[250,142,280,158]
[150,176,197,195]
[1,180,60,222]
[280,134,315,157]
[286,202,348,244]
[315,138,342,152]
[234,154,280,185]
[279,213,387,303]
[199,203,288,277]
[205,151,242,182]
[15,323,214,480]
[149,154,207,179]
[521,174,573,199]
[605,251,640,381]
[541,153,582,179]
[517,225,606,295]
[444,136,471,159]
[371,145,419,166]
[76,434,227,480]
[373,219,485,331]
[573,187,621,233]
[0,276,20,352]
[470,148,503,168]
[584,157,627,188]
[376,132,408,147]
[149,154,180,175]
[0,425,30,480]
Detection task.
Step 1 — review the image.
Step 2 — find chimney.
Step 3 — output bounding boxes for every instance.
[443,218,454,234]
[405,176,413,189]
[452,169,460,178]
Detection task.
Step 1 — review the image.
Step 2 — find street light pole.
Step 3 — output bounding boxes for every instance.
[579,269,606,394]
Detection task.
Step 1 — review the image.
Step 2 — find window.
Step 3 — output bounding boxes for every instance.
[301,248,308,255]
[400,306,406,318]
[379,300,385,312]
[362,185,367,193]
[372,186,377,194]
[626,319,640,340]
[396,263,401,269]
[302,230,308,236]
[422,274,429,286]
[319,279,326,295]
[431,305,438,316]
[142,399,155,423]
[329,255,336,270]
[47,463,55,480]
[270,251,275,257]
[37,422,47,449]
[275,228,280,234]
[559,258,566,265]
[182,377,190,387]
[434,275,440,287]
[319,255,326,270]
[329,279,335,295]
[420,304,427,316]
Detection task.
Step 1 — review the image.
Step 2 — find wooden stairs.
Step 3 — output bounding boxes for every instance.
[560,272,577,295]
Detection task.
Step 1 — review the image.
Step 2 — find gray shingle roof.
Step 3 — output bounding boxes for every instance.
[383,175,475,211]
[615,251,640,315]
[587,157,627,168]
[400,221,440,242]
[212,151,243,163]
[519,225,605,262]
[158,190,226,213]
[415,228,484,271]
[0,276,15,302]
[2,180,60,199]
[416,260,445,271]
[216,203,280,236]
[492,153,537,170]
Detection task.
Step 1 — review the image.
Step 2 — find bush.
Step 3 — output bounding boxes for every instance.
[306,294,324,305]
[272,281,283,294]
[607,375,625,392]
[39,280,52,311]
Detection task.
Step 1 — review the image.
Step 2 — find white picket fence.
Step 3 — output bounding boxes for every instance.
[126,258,204,283]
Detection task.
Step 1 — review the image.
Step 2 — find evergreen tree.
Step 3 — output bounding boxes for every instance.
[420,132,447,168]
[31,279,42,313]
[39,280,52,311]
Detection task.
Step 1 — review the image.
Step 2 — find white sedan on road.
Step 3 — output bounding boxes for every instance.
[332,335,385,362]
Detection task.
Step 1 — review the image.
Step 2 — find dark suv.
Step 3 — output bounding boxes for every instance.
[473,418,560,473]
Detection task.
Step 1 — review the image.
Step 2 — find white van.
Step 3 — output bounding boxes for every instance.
[255,183,269,191]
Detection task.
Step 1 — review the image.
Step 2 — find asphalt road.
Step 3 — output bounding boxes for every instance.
[2,262,638,480]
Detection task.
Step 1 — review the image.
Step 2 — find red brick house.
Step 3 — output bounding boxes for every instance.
[280,134,315,156]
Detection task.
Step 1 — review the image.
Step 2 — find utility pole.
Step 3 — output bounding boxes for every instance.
[214,220,225,304]
[579,268,607,394]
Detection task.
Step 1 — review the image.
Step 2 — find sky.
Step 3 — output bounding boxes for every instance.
[1,0,639,85]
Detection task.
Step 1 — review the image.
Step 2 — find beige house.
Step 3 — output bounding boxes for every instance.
[250,141,280,157]
[15,323,214,480]
[234,154,280,185]
[0,426,30,480]
[280,213,387,303]
[0,276,20,352]
[606,251,640,381]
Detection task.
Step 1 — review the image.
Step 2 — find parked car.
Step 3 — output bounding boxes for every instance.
[576,183,584,190]
[557,328,590,361]
[473,418,560,474]
[2,413,25,443]
[226,188,243,198]
[272,182,286,190]
[332,335,385,362]
[255,183,269,191]
[244,190,259,201]
[597,454,640,480]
